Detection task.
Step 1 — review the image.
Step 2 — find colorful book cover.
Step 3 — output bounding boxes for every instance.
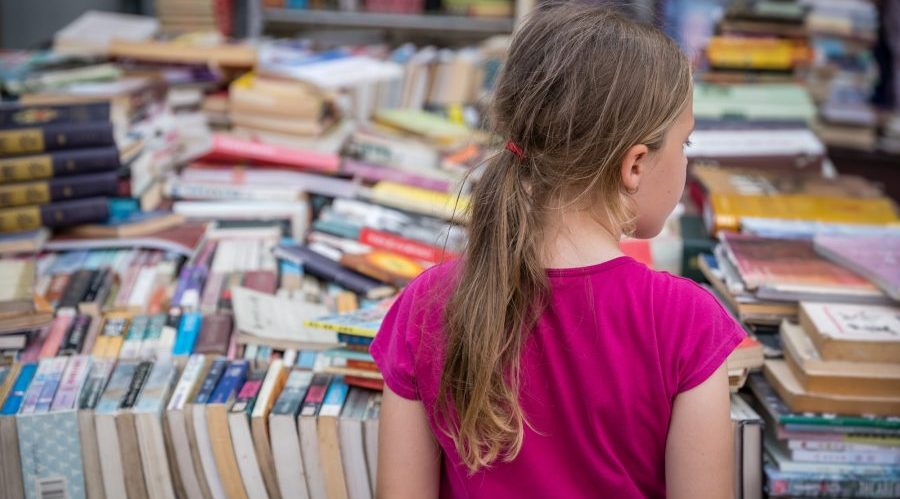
[800,303,900,344]
[173,311,203,356]
[94,361,138,414]
[194,358,228,405]
[198,133,341,174]
[133,360,178,413]
[78,358,116,410]
[721,232,880,292]
[209,360,249,404]
[1,362,37,414]
[271,370,313,416]
[119,315,149,359]
[18,358,56,415]
[814,235,900,301]
[304,303,392,339]
[50,355,92,411]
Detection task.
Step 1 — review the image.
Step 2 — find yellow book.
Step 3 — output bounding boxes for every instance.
[373,109,472,147]
[709,193,899,233]
[367,181,470,222]
[707,37,809,71]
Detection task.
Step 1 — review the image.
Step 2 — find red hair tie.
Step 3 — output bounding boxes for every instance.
[505,140,525,159]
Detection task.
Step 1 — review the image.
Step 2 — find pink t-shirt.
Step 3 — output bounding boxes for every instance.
[370,256,745,498]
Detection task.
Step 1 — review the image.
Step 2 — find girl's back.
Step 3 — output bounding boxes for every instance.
[372,257,743,497]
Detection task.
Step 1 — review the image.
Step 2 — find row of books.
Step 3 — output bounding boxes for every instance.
[264,0,515,17]
[0,352,383,499]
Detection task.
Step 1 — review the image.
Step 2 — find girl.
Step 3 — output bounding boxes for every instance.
[371,3,745,498]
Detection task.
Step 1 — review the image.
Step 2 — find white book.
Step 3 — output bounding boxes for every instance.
[271,370,314,499]
[339,389,372,499]
[165,355,211,499]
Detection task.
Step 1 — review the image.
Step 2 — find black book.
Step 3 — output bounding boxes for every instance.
[0,122,115,157]
[0,102,110,130]
[58,269,97,309]
[60,314,92,355]
[0,171,119,208]
[0,196,109,233]
[0,146,121,184]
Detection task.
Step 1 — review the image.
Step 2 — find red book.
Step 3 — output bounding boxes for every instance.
[39,313,74,358]
[241,270,278,294]
[198,133,341,175]
[344,376,384,391]
[358,227,457,265]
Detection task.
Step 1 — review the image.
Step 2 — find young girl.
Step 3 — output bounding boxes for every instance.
[371,3,745,498]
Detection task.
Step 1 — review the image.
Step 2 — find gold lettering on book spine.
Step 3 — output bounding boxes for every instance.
[0,182,51,207]
[0,129,45,155]
[0,155,53,182]
[0,205,41,232]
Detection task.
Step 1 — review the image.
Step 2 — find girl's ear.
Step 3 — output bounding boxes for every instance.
[620,144,649,194]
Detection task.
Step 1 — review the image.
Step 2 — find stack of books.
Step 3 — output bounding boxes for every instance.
[0,102,121,234]
[228,72,337,139]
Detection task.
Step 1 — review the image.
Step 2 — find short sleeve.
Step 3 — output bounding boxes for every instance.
[370,286,421,400]
[657,276,747,394]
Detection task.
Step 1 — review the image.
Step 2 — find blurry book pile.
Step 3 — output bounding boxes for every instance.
[265,0,515,18]
[686,1,900,497]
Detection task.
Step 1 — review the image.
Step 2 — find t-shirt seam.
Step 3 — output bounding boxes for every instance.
[678,325,744,393]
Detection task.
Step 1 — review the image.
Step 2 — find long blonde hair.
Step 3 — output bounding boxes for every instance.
[438,1,693,474]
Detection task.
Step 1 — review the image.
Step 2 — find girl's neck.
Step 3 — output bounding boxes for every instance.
[540,207,624,269]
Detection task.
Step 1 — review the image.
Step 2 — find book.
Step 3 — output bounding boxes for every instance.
[0,171,118,209]
[58,268,95,309]
[107,39,257,68]
[731,395,763,499]
[95,360,139,499]
[763,360,900,417]
[720,233,887,303]
[67,211,185,238]
[231,285,335,348]
[299,373,333,499]
[271,369,315,499]
[0,121,115,156]
[165,354,213,499]
[0,146,120,185]
[53,10,159,56]
[338,387,374,499]
[228,72,327,120]
[362,392,381,494]
[227,369,268,499]
[304,305,390,339]
[77,357,115,499]
[798,302,900,364]
[0,196,109,233]
[0,363,37,499]
[0,101,110,129]
[339,249,426,288]
[0,229,49,255]
[116,360,153,499]
[206,360,250,499]
[318,377,350,499]
[814,234,900,301]
[190,358,228,499]
[765,465,900,498]
[46,220,208,257]
[198,133,341,175]
[363,181,469,222]
[273,244,394,300]
[708,194,898,234]
[0,259,34,314]
[781,320,900,398]
[373,108,472,146]
[248,359,287,499]
[133,359,179,499]
[194,312,233,356]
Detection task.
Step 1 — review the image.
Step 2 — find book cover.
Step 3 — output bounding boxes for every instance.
[49,355,91,411]
[814,235,900,301]
[60,314,92,355]
[304,304,390,339]
[273,244,394,299]
[198,133,341,174]
[339,249,425,287]
[17,408,88,499]
[173,311,203,356]
[0,147,121,184]
[0,172,118,209]
[39,313,73,359]
[0,122,115,156]
[0,259,34,314]
[298,373,333,499]
[1,363,37,415]
[194,312,233,356]
[0,197,109,233]
[57,269,96,309]
[0,101,110,129]
[317,378,350,499]
[799,303,900,364]
[251,360,288,499]
[721,232,882,297]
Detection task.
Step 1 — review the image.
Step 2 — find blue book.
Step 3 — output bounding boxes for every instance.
[1,363,37,415]
[173,311,203,356]
[193,359,228,405]
[209,361,249,404]
[319,377,349,418]
[17,410,87,499]
[296,351,318,370]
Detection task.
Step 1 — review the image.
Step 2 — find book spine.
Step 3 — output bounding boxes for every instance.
[283,245,385,297]
[120,315,150,360]
[337,333,373,347]
[766,471,900,498]
[271,369,313,416]
[318,377,348,417]
[0,172,119,208]
[50,355,92,411]
[341,159,451,192]
[790,448,900,466]
[0,196,109,233]
[166,354,206,411]
[39,313,75,359]
[209,360,249,404]
[359,227,452,264]
[299,373,332,417]
[34,357,68,413]
[195,312,233,355]
[173,311,203,356]
[138,313,166,360]
[58,269,97,309]
[0,122,115,155]
[78,359,115,410]
[60,314,92,355]
[0,363,37,414]
[94,361,137,413]
[229,373,264,414]
[209,133,341,174]
[194,358,228,404]
[0,102,110,129]
[158,309,181,359]
[120,360,153,409]
[241,269,278,294]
